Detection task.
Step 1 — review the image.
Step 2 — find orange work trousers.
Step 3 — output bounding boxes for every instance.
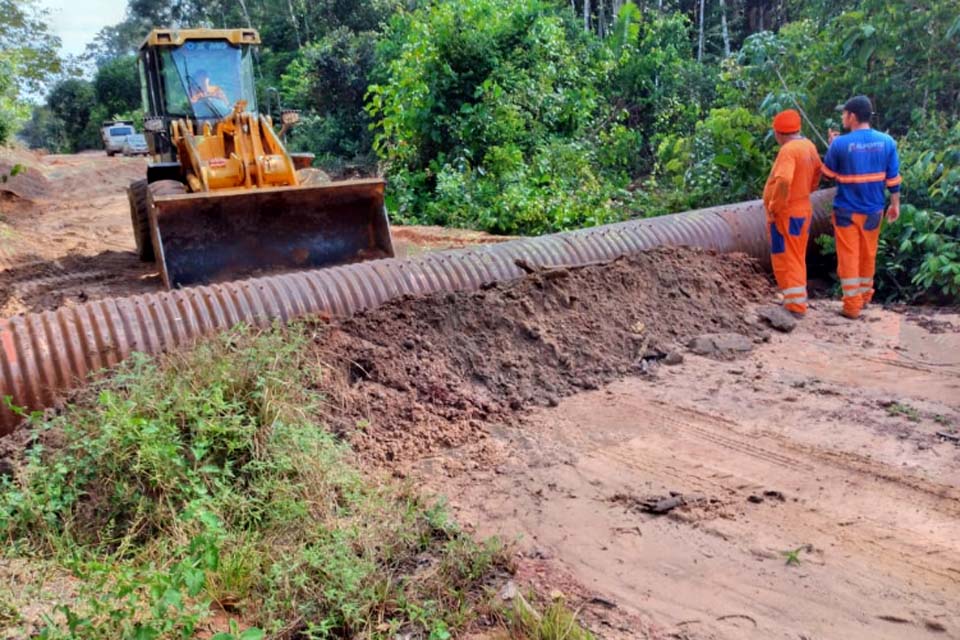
[833,210,881,318]
[768,212,812,315]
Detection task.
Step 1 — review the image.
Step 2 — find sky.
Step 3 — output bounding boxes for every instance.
[37,0,129,57]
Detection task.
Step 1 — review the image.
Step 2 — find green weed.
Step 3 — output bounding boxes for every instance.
[0,325,524,638]
[782,547,803,566]
[886,402,921,422]
[506,594,597,640]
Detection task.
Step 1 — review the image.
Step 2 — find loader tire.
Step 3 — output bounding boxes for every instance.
[127,179,153,262]
[148,180,188,197]
[295,167,332,186]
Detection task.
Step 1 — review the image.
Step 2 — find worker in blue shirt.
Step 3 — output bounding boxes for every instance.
[822,95,902,319]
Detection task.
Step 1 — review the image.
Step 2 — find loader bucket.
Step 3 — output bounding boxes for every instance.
[148,178,394,288]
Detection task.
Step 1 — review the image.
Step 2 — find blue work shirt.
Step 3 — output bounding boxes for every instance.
[822,129,901,226]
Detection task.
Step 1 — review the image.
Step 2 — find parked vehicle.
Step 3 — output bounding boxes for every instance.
[122,133,150,156]
[101,121,135,156]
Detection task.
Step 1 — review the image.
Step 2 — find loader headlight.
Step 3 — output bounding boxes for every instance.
[144,117,165,133]
[280,110,300,125]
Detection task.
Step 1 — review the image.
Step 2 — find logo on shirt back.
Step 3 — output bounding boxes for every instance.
[847,141,885,154]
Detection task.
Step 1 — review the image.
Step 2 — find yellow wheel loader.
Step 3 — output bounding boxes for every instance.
[128,28,393,288]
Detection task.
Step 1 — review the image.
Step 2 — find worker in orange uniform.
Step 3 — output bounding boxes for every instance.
[823,96,901,319]
[763,109,823,316]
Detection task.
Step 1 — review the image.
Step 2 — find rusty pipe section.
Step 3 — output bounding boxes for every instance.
[0,189,836,435]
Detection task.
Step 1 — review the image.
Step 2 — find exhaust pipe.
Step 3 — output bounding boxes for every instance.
[0,189,836,435]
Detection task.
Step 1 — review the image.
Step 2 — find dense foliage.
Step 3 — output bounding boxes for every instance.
[0,0,62,145]
[368,0,630,233]
[8,0,959,300]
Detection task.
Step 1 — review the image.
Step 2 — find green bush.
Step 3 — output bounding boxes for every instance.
[653,106,773,211]
[607,5,713,166]
[282,28,381,167]
[0,326,511,638]
[367,0,632,235]
[872,121,960,302]
[877,206,960,302]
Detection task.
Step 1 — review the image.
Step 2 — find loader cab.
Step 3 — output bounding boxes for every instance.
[138,28,260,164]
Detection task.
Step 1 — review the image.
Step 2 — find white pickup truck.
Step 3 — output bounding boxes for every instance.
[101,122,136,157]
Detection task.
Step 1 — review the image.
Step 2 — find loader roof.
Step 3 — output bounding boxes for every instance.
[140,28,260,50]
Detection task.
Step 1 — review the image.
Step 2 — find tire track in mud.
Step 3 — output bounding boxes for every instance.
[0,252,148,316]
[556,394,960,596]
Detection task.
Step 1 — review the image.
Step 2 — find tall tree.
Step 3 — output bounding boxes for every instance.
[697,0,705,61]
[93,55,141,117]
[0,0,62,143]
[0,0,62,91]
[719,0,731,56]
[47,79,98,152]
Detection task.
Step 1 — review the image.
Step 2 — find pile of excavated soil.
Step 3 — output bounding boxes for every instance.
[307,246,773,467]
[0,149,144,209]
[0,149,48,205]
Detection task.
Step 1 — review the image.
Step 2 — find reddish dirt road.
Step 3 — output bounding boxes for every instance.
[443,305,960,639]
[0,148,506,315]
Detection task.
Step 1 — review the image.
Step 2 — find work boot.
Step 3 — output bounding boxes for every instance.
[841,305,861,320]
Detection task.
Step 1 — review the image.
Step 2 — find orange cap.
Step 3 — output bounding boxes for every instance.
[773,110,801,134]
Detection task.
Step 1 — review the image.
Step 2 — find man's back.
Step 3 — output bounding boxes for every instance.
[823,129,901,215]
[781,138,822,208]
[763,137,821,216]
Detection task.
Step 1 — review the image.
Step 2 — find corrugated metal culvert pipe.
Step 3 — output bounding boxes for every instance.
[0,189,836,435]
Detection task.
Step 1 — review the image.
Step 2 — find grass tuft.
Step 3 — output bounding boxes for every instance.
[886,402,921,422]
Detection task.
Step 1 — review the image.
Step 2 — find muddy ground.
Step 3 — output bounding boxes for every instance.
[2,148,960,639]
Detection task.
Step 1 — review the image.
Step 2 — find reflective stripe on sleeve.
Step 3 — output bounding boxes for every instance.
[834,171,887,184]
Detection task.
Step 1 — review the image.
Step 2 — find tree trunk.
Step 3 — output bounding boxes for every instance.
[236,0,253,28]
[300,0,311,42]
[287,0,302,48]
[583,0,591,31]
[697,0,705,61]
[720,0,731,57]
[598,0,605,37]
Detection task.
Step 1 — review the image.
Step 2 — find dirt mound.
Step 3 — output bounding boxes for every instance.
[309,246,773,468]
[0,149,145,207]
[0,163,48,208]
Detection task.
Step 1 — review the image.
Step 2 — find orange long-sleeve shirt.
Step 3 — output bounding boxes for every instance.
[763,138,823,220]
